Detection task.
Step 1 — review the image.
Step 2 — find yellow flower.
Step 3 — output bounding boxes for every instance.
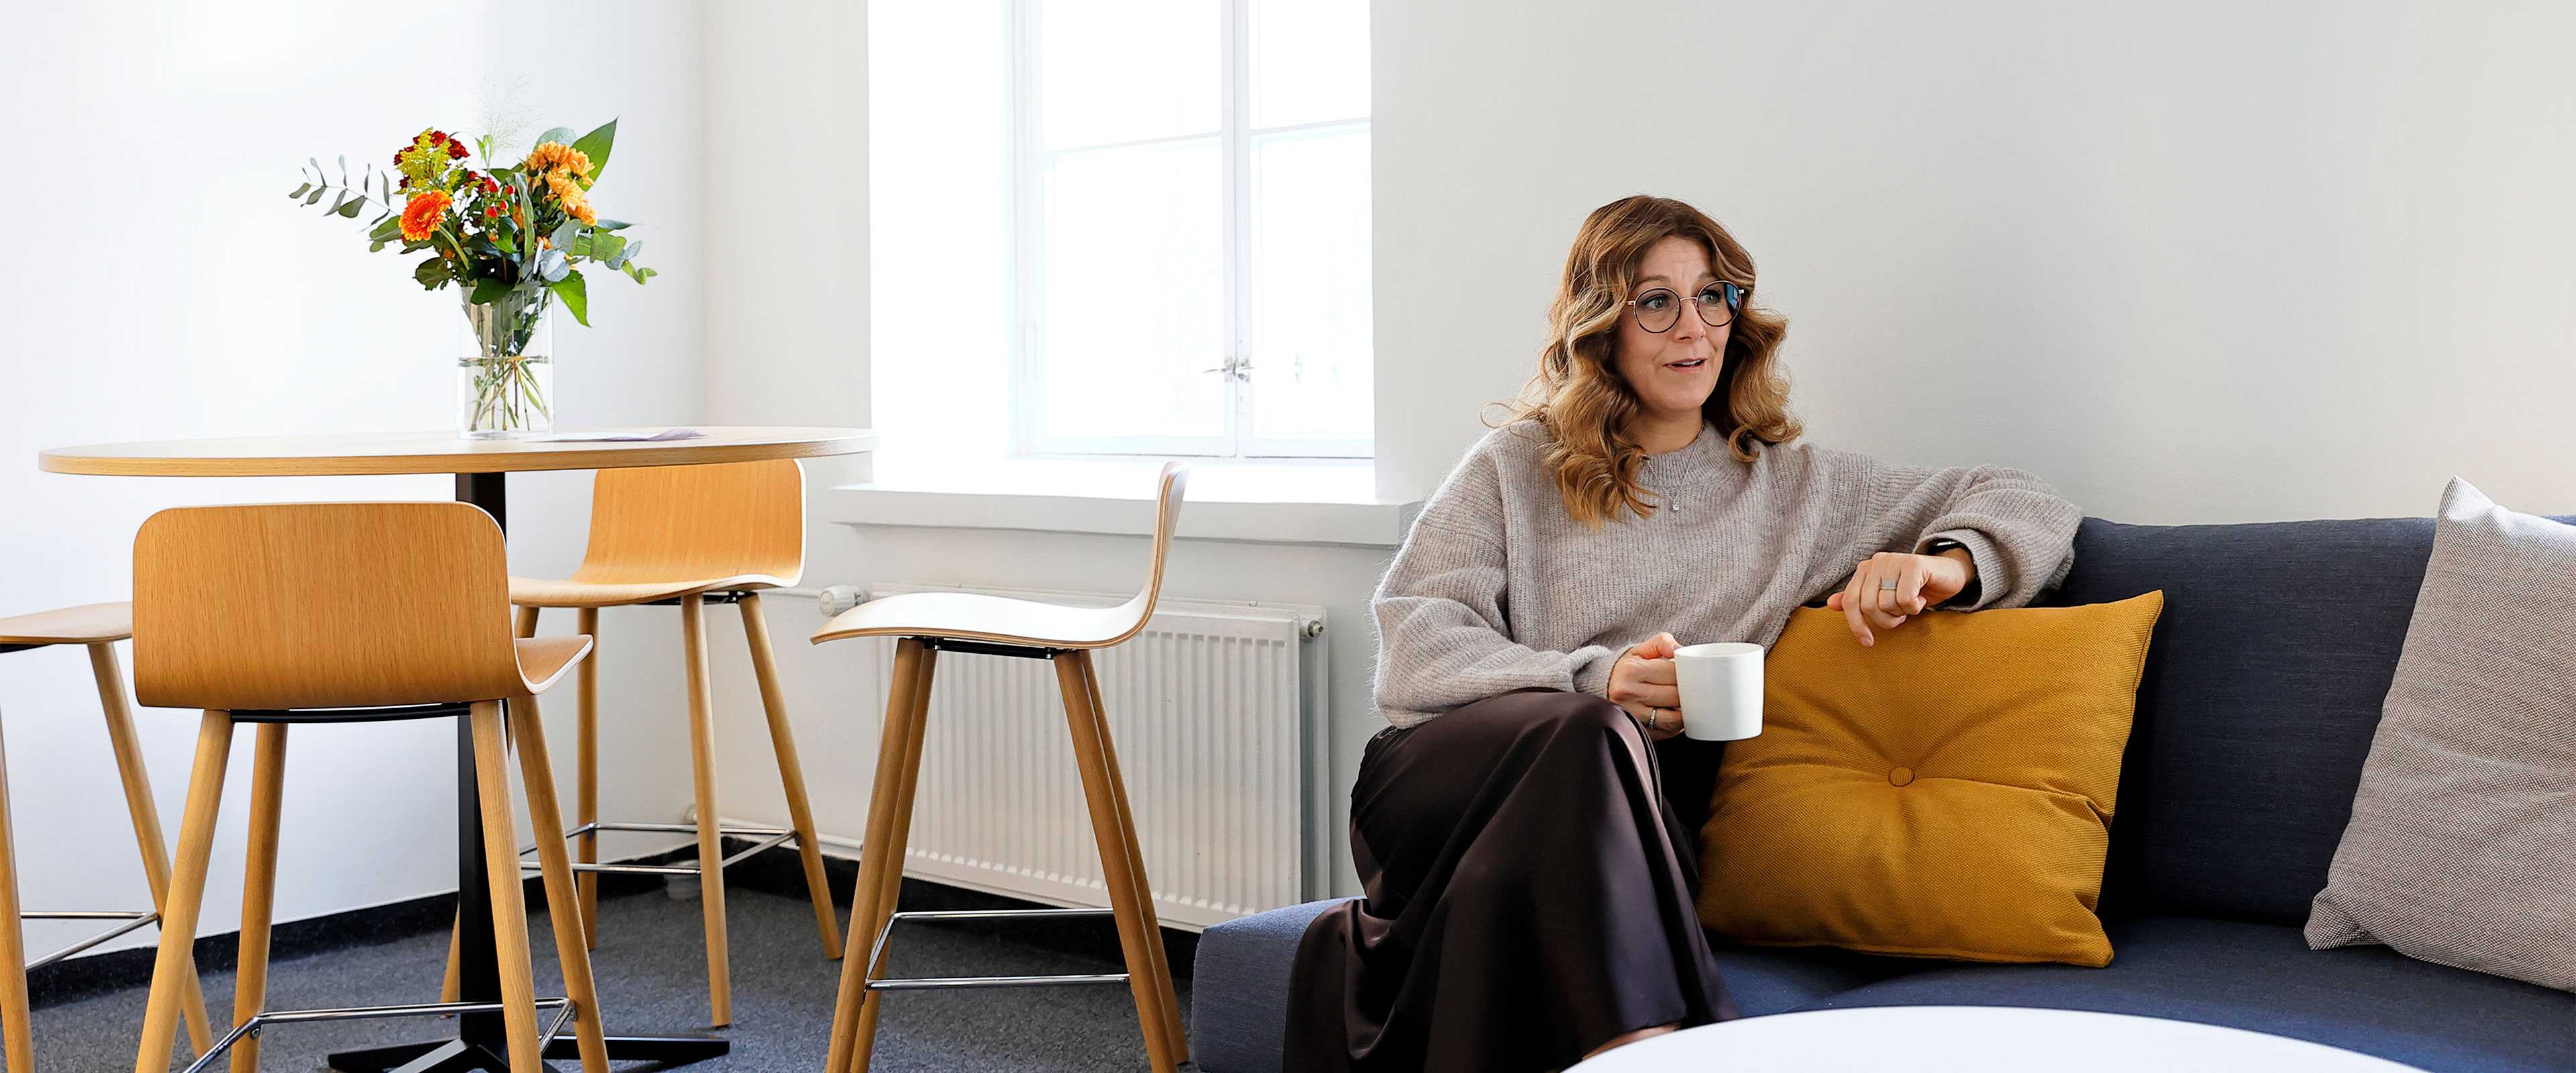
[523,142,594,182]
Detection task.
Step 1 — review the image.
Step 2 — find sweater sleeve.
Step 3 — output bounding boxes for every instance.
[1809,449,2082,612]
[1369,447,1629,728]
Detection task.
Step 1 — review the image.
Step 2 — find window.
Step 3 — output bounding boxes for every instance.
[869,0,1373,463]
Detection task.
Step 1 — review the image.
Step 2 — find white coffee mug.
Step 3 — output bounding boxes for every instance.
[1672,642,1765,741]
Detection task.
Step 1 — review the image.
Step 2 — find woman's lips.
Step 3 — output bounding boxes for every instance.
[1664,357,1709,370]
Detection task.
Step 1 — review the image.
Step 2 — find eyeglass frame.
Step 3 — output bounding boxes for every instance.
[1624,280,1750,333]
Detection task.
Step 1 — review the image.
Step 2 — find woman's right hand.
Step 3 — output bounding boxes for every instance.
[1607,632,1684,740]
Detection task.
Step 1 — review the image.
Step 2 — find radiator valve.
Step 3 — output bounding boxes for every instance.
[817,583,867,618]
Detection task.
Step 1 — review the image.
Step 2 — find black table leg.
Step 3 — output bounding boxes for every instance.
[326,471,727,1072]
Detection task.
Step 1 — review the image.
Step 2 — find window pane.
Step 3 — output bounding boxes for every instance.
[1249,128,1372,444]
[1041,0,1219,149]
[1250,0,1368,129]
[1042,139,1227,442]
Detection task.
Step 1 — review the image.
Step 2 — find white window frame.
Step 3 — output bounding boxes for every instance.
[1005,0,1373,460]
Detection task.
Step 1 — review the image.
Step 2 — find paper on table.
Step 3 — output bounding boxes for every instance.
[525,429,708,443]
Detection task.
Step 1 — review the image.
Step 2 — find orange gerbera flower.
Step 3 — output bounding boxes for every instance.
[399,190,452,242]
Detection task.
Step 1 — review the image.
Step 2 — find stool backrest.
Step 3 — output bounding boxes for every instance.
[574,459,804,586]
[1097,461,1191,646]
[133,502,526,710]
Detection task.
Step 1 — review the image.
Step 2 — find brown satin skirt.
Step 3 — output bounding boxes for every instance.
[1283,688,1739,1072]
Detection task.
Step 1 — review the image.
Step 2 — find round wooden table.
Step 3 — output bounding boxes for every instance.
[1569,1006,2427,1072]
[38,427,876,1072]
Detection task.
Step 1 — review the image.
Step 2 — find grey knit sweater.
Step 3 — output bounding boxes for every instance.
[1371,419,2083,728]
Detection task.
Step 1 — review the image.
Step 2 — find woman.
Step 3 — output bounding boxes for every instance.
[1283,195,2082,1072]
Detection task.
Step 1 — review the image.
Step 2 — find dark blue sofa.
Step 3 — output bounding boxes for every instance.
[1192,514,2576,1072]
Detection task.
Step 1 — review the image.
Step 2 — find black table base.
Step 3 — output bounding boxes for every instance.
[327,471,729,1072]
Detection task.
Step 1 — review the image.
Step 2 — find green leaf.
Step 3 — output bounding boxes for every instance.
[533,126,578,151]
[592,218,631,231]
[469,276,513,305]
[620,239,643,264]
[335,196,364,218]
[305,186,327,206]
[551,270,590,327]
[571,118,616,182]
[537,247,569,282]
[621,262,655,284]
[288,183,311,199]
[549,217,580,252]
[369,215,403,242]
[492,228,518,256]
[415,256,453,290]
[337,154,347,186]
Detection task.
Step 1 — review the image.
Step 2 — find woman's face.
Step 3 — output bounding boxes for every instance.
[1612,235,1733,421]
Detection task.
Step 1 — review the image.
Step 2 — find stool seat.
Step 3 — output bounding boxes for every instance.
[509,574,790,610]
[514,636,595,693]
[812,590,1150,651]
[0,601,132,646]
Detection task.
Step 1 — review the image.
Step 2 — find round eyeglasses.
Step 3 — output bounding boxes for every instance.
[1626,281,1748,333]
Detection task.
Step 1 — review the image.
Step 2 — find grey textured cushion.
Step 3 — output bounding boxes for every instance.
[1801,916,2576,1072]
[2306,477,2576,991]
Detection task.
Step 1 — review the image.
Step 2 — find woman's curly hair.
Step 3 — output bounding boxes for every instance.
[1497,194,1802,527]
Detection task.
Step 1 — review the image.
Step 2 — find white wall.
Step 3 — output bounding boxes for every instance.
[1373,1,2576,519]
[710,0,2575,913]
[0,1,708,960]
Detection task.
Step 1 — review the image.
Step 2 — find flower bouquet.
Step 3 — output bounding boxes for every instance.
[290,121,655,437]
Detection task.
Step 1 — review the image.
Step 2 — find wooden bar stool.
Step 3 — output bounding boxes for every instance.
[812,462,1192,1073]
[0,602,215,1068]
[465,457,838,1029]
[127,502,608,1073]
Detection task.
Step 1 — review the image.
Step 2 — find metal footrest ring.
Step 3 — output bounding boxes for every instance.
[515,820,798,876]
[861,907,1135,992]
[180,997,576,1073]
[21,908,161,970]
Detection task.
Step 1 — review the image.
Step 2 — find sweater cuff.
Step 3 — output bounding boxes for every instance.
[1571,642,1630,698]
[1917,529,2000,610]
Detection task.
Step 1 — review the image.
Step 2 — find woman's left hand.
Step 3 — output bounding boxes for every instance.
[1825,551,1974,647]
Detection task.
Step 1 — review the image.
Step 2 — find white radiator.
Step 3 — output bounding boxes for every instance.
[841,583,1324,931]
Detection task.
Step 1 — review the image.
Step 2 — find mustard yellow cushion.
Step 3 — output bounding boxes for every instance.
[1697,594,2165,967]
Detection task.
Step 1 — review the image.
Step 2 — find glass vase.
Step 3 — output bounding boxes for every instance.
[457,286,555,439]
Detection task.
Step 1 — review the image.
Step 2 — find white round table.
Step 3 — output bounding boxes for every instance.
[1569,1006,2427,1072]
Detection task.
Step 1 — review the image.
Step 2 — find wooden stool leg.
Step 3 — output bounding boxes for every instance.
[1077,653,1188,1062]
[738,593,844,960]
[469,700,546,1070]
[509,694,611,1072]
[0,706,36,1071]
[1055,653,1179,1073]
[576,606,600,950]
[824,639,933,1073]
[89,642,214,1054]
[229,723,289,1072]
[679,594,732,1027]
[133,712,235,1073]
[439,912,461,1003]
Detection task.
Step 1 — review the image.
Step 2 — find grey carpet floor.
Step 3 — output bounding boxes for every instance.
[42,887,1194,1071]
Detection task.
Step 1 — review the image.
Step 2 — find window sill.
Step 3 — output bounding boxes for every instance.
[823,457,1419,548]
